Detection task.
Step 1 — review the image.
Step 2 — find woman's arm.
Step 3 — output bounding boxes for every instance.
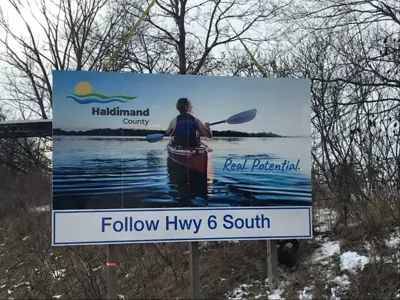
[196,118,213,138]
[165,119,176,136]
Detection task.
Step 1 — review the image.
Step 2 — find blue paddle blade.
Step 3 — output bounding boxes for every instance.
[146,133,165,143]
[226,108,257,124]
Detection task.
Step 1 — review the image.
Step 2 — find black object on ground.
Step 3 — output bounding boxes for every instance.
[277,239,299,267]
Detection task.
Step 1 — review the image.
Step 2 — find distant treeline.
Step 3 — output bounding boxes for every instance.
[53,128,282,138]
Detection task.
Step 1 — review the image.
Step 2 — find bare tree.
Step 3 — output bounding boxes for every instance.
[106,0,290,75]
[276,0,400,232]
[0,0,136,120]
[0,0,139,172]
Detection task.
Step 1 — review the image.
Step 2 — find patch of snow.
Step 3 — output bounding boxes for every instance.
[226,284,252,300]
[53,295,61,299]
[386,228,400,248]
[92,266,102,272]
[267,288,284,300]
[7,290,13,294]
[220,278,226,281]
[51,269,66,280]
[226,278,285,300]
[364,241,372,251]
[1,284,6,289]
[265,278,286,300]
[29,205,51,213]
[332,274,350,287]
[22,236,29,241]
[330,274,350,300]
[299,286,314,300]
[314,208,338,233]
[200,241,210,247]
[340,251,369,273]
[311,241,340,263]
[117,295,126,300]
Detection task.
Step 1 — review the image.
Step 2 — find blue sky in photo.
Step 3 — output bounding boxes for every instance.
[52,70,311,136]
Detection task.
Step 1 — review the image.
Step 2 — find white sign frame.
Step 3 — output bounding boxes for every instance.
[52,206,312,246]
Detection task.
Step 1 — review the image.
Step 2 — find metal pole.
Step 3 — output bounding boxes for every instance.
[107,244,118,300]
[266,240,278,291]
[189,242,201,299]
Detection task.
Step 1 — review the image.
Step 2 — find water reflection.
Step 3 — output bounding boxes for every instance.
[52,136,312,210]
[167,155,214,206]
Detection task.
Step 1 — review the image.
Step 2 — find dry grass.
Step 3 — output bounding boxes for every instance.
[346,262,399,299]
[276,185,400,300]
[0,172,274,299]
[1,172,399,299]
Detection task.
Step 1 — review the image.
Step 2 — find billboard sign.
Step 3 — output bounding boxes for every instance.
[52,70,312,246]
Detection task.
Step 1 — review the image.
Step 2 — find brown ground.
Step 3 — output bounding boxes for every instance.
[0,173,399,299]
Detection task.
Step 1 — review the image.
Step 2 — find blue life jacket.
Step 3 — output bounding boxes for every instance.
[174,113,198,147]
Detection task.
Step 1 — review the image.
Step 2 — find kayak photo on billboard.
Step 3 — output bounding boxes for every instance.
[52,71,311,210]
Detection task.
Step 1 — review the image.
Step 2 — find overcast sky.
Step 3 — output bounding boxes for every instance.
[52,70,310,136]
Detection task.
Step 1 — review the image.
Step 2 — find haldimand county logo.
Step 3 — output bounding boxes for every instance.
[66,81,137,104]
[65,81,149,126]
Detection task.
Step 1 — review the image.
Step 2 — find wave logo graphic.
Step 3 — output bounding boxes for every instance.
[66,81,137,104]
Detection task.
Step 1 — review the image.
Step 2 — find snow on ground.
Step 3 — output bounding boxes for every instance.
[223,207,396,299]
[267,286,285,300]
[386,227,400,248]
[29,205,51,213]
[339,252,369,273]
[386,228,400,272]
[363,227,400,271]
[298,285,314,300]
[330,274,351,300]
[51,269,66,280]
[311,239,340,264]
[225,284,252,300]
[225,279,286,300]
[313,208,338,234]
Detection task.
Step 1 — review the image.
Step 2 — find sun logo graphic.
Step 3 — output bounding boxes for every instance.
[66,81,137,104]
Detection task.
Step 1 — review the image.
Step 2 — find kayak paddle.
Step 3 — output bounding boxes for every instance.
[145,108,257,143]
[146,133,165,143]
[208,108,257,126]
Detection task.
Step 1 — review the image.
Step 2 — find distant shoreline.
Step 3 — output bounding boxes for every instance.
[53,128,283,138]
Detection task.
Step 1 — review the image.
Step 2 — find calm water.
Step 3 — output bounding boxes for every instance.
[52,136,312,209]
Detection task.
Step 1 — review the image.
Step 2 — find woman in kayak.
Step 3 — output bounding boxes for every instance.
[165,98,213,147]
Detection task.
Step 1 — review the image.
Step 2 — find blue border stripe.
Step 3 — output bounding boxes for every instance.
[52,206,313,245]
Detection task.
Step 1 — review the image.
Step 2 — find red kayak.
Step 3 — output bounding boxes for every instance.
[166,141,213,174]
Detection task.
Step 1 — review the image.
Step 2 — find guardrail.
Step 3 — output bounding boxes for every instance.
[0,119,52,138]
